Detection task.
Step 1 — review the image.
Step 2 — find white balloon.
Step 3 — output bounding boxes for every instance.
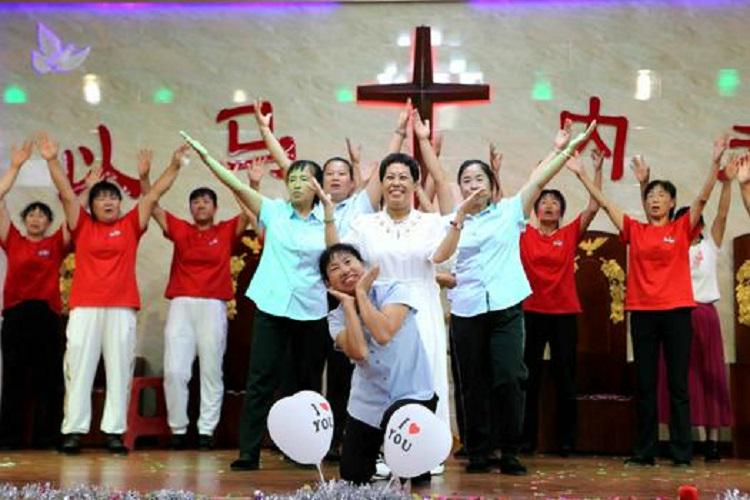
[267,390,334,465]
[383,404,451,478]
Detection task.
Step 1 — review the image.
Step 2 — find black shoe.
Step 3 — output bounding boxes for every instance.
[672,459,692,467]
[105,434,128,455]
[61,434,81,455]
[624,455,655,466]
[499,456,527,476]
[705,441,721,462]
[170,434,187,450]
[465,458,490,473]
[198,434,214,451]
[230,457,259,471]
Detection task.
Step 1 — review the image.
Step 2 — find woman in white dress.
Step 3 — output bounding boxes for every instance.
[321,111,467,434]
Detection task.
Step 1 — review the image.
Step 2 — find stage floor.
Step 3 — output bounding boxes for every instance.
[0,449,748,498]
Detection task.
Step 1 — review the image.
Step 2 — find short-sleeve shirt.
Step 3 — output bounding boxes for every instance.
[334,190,376,238]
[521,215,583,314]
[246,198,327,320]
[1,225,66,313]
[620,213,695,311]
[164,212,240,301]
[448,195,532,317]
[69,206,145,310]
[327,282,434,428]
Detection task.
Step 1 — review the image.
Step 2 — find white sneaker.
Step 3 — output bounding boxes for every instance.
[373,457,391,480]
[430,463,445,475]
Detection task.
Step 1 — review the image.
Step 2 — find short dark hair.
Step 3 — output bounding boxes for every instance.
[379,153,420,182]
[323,157,354,180]
[644,180,677,218]
[21,201,53,223]
[673,205,703,227]
[286,159,323,206]
[319,243,363,282]
[534,189,567,219]
[189,187,218,206]
[88,180,122,219]
[457,159,499,196]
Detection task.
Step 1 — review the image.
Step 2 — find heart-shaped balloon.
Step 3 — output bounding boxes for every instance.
[267,390,334,465]
[383,404,451,478]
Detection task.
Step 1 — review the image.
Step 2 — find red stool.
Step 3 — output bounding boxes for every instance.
[123,376,171,450]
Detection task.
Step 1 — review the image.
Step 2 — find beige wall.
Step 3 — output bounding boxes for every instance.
[0,1,748,373]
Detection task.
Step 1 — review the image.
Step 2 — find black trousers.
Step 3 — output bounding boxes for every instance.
[522,312,578,451]
[451,304,527,462]
[324,336,353,448]
[340,394,438,484]
[0,300,63,447]
[631,308,693,462]
[237,309,328,461]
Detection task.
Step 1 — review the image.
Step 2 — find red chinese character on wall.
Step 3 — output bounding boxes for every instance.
[215,100,296,179]
[560,97,629,181]
[729,125,750,150]
[63,124,141,198]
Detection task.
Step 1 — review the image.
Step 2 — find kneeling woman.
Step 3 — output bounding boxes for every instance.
[321,243,435,485]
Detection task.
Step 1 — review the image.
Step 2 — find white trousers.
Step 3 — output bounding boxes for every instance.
[61,307,137,435]
[163,297,227,436]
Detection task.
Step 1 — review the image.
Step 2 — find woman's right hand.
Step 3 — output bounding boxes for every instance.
[35,132,59,161]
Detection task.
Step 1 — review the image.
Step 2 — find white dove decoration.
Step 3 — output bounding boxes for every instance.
[31,22,90,74]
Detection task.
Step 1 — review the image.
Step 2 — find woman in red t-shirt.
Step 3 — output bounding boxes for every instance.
[38,132,188,455]
[519,149,603,456]
[568,150,720,466]
[0,139,70,449]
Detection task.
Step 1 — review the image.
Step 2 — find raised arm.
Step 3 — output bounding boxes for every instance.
[0,140,33,242]
[354,266,409,346]
[312,178,340,247]
[136,148,168,233]
[567,151,625,232]
[432,189,483,264]
[630,155,650,215]
[711,158,734,247]
[254,99,292,175]
[413,111,454,215]
[37,132,81,231]
[387,99,411,154]
[579,148,604,233]
[138,145,188,230]
[689,135,727,230]
[489,143,504,202]
[182,132,263,216]
[520,121,597,217]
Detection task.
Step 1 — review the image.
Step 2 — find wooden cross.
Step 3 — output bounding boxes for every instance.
[357,25,491,181]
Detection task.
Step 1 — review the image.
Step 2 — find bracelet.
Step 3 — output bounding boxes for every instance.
[324,217,335,224]
[394,128,407,138]
[449,219,463,230]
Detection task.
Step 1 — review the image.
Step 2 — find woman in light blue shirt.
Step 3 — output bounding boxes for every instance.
[449,121,595,475]
[185,135,329,471]
[322,243,435,485]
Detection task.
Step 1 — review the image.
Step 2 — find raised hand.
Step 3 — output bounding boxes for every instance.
[10,140,33,168]
[356,265,380,294]
[346,138,362,165]
[247,157,265,186]
[84,162,104,189]
[566,120,596,152]
[310,176,333,210]
[137,148,153,179]
[253,99,272,129]
[458,188,487,214]
[171,144,191,167]
[489,143,503,178]
[396,98,412,131]
[713,134,730,165]
[735,153,750,185]
[412,109,431,141]
[554,119,573,150]
[630,154,650,184]
[721,153,738,182]
[565,151,585,175]
[591,148,604,171]
[35,132,59,161]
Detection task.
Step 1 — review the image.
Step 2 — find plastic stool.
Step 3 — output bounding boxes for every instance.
[123,376,171,450]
